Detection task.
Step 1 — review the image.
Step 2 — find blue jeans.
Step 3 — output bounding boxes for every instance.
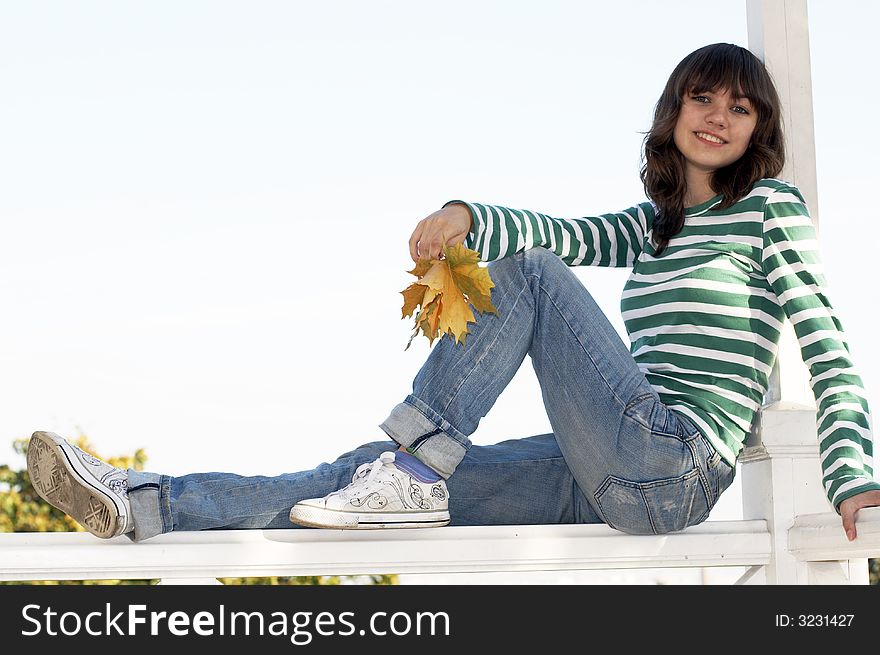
[126,247,735,542]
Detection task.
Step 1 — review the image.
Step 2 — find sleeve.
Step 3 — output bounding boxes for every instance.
[441,199,654,267]
[761,184,879,514]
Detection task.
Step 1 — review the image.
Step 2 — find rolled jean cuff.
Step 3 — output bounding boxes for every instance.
[125,470,171,543]
[378,395,469,479]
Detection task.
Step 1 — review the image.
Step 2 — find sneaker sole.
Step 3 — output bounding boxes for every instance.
[289,504,450,530]
[27,431,124,539]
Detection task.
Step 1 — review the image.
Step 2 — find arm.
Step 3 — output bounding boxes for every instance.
[442,199,654,267]
[761,185,879,536]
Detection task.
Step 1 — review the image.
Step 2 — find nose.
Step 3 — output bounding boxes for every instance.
[706,106,726,129]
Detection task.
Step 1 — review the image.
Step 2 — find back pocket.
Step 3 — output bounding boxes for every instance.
[594,468,709,535]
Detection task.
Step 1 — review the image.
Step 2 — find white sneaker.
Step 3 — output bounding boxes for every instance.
[289,451,450,529]
[27,431,133,539]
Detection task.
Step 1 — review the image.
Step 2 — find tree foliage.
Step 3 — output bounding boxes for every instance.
[0,434,395,586]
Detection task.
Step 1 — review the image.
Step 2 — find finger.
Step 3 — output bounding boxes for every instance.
[409,224,424,263]
[431,236,445,260]
[418,234,437,261]
[435,231,450,257]
[842,511,856,541]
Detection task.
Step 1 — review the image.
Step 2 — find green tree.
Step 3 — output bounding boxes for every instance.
[0,434,395,586]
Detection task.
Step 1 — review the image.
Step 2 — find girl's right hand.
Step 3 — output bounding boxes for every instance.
[408,203,474,264]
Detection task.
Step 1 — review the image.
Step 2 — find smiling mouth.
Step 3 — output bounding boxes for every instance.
[695,131,726,145]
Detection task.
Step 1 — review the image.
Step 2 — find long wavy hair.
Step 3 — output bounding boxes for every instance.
[640,43,785,256]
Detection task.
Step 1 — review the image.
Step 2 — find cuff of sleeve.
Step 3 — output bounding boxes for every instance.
[832,481,880,516]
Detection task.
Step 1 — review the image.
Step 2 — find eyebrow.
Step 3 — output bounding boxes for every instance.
[691,88,753,104]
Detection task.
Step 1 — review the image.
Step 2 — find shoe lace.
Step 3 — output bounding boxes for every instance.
[365,451,396,485]
[345,451,396,491]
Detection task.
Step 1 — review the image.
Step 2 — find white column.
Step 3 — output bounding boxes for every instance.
[747,0,818,407]
[741,0,857,584]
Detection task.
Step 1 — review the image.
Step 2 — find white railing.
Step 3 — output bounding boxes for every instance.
[1,509,878,585]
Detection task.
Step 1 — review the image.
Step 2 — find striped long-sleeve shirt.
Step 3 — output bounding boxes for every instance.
[443,178,878,513]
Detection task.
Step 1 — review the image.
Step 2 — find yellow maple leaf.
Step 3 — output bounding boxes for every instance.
[406,292,442,351]
[446,248,496,316]
[422,264,474,344]
[420,292,442,337]
[401,282,429,319]
[401,237,498,350]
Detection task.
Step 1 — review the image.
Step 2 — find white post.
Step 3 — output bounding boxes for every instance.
[743,0,866,584]
[747,0,818,408]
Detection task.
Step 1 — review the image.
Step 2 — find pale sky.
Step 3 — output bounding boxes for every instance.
[1,1,877,526]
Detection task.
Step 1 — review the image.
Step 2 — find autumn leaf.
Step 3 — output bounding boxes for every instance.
[405,292,442,351]
[401,282,429,319]
[445,252,496,316]
[401,237,497,350]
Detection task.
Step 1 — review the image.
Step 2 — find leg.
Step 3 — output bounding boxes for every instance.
[126,433,601,542]
[380,247,731,534]
[523,249,733,533]
[380,246,651,477]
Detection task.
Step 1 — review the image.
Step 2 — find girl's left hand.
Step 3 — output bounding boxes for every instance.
[839,490,880,540]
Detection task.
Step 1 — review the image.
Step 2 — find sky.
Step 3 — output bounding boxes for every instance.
[1,1,877,527]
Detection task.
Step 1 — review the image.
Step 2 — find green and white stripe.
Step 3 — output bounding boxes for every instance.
[443,178,877,513]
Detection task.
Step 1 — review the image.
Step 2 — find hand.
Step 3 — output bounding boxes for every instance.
[839,489,880,541]
[409,203,473,264]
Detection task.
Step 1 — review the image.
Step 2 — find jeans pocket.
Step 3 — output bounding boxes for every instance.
[621,392,657,432]
[623,390,696,441]
[703,440,735,505]
[594,468,710,535]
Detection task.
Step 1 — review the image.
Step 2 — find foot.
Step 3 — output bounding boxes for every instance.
[289,450,450,529]
[27,431,133,539]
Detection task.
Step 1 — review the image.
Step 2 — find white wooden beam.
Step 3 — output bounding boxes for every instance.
[789,507,880,562]
[0,523,772,582]
[747,0,817,408]
[747,0,819,219]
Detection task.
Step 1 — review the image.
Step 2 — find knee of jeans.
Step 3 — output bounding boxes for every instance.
[517,247,563,278]
[521,246,557,264]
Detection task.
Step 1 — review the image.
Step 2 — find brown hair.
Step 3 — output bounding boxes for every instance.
[640,43,785,256]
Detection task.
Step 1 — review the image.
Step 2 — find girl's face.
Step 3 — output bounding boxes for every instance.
[673,87,758,177]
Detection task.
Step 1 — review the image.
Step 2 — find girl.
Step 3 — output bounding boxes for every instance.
[28,43,878,543]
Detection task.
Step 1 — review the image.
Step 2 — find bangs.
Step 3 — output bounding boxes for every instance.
[673,43,774,117]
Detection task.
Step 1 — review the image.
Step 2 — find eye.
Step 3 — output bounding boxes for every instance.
[732,105,751,115]
[691,95,709,103]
